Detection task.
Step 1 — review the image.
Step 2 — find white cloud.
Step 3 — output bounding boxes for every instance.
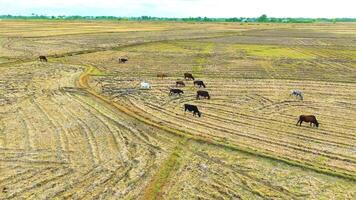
[0,0,355,18]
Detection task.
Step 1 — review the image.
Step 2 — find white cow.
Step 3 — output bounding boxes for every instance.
[140,81,151,90]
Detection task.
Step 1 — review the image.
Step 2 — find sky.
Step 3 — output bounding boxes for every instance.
[0,0,355,18]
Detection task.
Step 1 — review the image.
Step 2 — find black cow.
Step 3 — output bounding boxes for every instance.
[196,90,210,99]
[184,104,201,117]
[39,56,47,62]
[184,73,195,80]
[119,58,128,63]
[170,89,184,96]
[194,80,206,88]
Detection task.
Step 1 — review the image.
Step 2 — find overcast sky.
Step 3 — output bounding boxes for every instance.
[0,0,355,18]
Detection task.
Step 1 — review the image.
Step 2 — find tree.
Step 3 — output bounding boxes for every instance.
[257,14,268,22]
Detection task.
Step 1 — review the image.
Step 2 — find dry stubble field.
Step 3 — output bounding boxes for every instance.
[0,20,355,199]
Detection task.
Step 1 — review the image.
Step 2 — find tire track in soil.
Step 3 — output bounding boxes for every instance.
[90,165,133,199]
[192,151,300,199]
[69,93,169,199]
[50,94,100,166]
[46,89,162,199]
[16,108,34,151]
[31,98,68,163]
[201,100,356,139]
[122,94,356,176]
[0,167,56,189]
[4,168,72,199]
[20,168,75,199]
[71,91,162,151]
[199,102,356,148]
[69,165,125,199]
[37,96,75,163]
[65,93,120,163]
[126,84,356,152]
[49,162,114,198]
[49,160,127,199]
[128,94,351,159]
[0,169,37,186]
[142,100,356,165]
[68,93,129,164]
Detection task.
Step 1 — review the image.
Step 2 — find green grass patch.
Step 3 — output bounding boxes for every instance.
[195,57,207,65]
[339,49,356,58]
[192,65,204,75]
[173,41,215,54]
[232,44,313,59]
[324,49,356,59]
[125,42,189,53]
[89,67,106,76]
[0,57,10,63]
[142,146,182,200]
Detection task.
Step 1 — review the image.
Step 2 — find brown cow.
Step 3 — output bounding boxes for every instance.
[176,81,185,87]
[196,90,210,99]
[157,73,168,79]
[296,115,319,127]
[184,73,195,80]
[39,56,47,62]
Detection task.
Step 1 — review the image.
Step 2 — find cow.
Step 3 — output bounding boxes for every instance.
[196,90,210,99]
[119,57,128,63]
[194,80,206,88]
[291,90,303,100]
[140,82,151,89]
[39,56,47,62]
[184,104,201,117]
[184,73,195,80]
[157,73,168,79]
[176,81,185,87]
[296,115,319,128]
[169,89,184,96]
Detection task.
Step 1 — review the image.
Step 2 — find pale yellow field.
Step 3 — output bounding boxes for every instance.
[0,20,355,199]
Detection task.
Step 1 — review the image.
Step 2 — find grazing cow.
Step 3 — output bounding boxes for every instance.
[196,90,210,99]
[119,58,128,63]
[169,89,184,96]
[296,115,319,127]
[184,104,201,117]
[184,73,195,80]
[39,56,47,62]
[176,81,185,87]
[291,90,303,100]
[140,82,151,89]
[157,73,168,79]
[194,80,206,88]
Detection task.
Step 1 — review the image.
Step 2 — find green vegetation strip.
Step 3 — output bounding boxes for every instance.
[79,65,356,183]
[141,146,183,200]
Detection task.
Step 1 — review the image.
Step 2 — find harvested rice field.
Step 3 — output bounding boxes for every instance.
[0,20,355,199]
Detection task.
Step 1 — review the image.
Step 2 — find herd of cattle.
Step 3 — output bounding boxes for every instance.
[154,72,319,128]
[38,55,320,128]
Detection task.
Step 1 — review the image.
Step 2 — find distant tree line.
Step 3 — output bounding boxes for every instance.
[0,14,355,23]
